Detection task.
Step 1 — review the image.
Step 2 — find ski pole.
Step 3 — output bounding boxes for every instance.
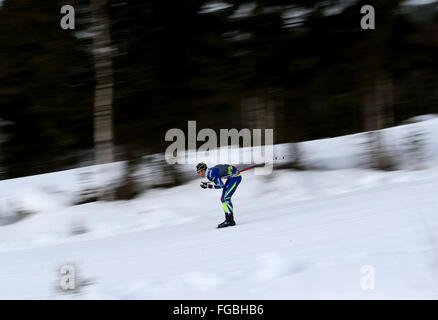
[230,164,265,177]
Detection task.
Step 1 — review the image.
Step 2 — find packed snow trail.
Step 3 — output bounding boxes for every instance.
[1,168,438,299]
[2,116,438,299]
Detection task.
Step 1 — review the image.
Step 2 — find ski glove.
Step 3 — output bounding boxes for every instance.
[200,181,214,189]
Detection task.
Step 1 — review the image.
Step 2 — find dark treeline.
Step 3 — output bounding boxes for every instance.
[0,0,437,178]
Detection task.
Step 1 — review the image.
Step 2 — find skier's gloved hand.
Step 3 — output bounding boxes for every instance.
[200,181,214,189]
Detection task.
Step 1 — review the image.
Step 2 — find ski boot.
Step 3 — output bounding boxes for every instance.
[217,213,236,228]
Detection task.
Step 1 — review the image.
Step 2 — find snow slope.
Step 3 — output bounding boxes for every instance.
[182,115,438,172]
[1,117,438,299]
[1,167,438,299]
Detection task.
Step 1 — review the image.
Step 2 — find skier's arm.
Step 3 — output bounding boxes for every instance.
[210,176,224,189]
[200,181,214,189]
[207,169,224,188]
[203,167,224,189]
[200,180,222,189]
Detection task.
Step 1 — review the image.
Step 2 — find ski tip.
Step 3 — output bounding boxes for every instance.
[216,224,237,229]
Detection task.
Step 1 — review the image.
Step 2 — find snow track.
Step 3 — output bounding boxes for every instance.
[2,116,438,299]
[1,167,438,299]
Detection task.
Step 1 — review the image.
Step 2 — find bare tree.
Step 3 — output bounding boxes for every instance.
[91,0,114,199]
[363,70,397,170]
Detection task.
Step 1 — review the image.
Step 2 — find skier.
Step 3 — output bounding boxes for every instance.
[196,162,242,228]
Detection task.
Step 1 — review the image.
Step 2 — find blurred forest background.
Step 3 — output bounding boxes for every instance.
[0,0,438,179]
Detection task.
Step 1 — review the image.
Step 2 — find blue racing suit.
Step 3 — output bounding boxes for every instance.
[206,164,242,216]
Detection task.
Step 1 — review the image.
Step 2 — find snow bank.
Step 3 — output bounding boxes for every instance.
[0,116,438,299]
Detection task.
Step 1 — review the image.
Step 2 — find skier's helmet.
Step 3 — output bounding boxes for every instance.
[196,162,207,173]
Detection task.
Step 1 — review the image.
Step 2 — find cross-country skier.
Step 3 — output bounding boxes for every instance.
[196,162,242,228]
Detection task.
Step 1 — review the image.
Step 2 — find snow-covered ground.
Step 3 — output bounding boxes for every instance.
[1,117,438,299]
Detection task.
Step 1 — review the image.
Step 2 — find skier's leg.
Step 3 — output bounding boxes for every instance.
[220,185,230,215]
[217,176,242,228]
[218,186,231,228]
[222,176,241,217]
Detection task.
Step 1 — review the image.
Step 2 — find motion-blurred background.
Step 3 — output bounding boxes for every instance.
[2,0,438,299]
[0,0,437,180]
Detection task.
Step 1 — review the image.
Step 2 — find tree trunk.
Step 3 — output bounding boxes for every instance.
[91,0,114,200]
[363,71,396,170]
